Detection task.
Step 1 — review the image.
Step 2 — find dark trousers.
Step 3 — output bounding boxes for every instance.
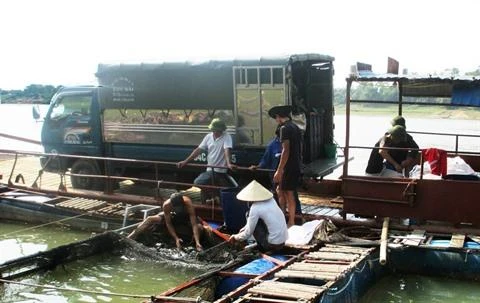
[253,219,284,252]
[194,171,238,203]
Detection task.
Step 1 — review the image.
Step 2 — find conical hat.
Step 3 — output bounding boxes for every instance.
[236,180,273,202]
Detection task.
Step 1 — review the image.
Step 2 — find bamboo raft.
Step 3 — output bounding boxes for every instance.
[243,245,375,303]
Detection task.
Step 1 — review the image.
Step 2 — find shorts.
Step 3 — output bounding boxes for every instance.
[279,171,300,191]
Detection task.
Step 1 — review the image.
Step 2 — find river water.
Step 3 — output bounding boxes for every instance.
[0,221,197,303]
[360,274,480,303]
[1,104,480,302]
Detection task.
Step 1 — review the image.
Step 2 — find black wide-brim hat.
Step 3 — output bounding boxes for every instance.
[268,105,292,119]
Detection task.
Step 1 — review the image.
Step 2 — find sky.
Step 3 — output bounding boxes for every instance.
[1,0,479,90]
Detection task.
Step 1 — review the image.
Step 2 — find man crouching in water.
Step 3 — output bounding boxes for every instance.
[128,193,204,251]
[229,180,288,252]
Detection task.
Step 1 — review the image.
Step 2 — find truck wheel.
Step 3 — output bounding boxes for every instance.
[71,159,104,191]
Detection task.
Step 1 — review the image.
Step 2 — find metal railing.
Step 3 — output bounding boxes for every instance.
[343,144,479,179]
[408,130,480,154]
[0,148,274,198]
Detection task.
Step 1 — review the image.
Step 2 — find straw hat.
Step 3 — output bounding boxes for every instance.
[236,180,273,202]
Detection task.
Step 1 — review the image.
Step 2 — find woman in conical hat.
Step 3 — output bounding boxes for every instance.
[229,180,288,252]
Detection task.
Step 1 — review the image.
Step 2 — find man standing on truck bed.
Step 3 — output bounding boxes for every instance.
[177,118,238,201]
[249,126,303,216]
[269,105,302,227]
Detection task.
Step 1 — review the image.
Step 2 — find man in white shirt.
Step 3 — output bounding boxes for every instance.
[177,118,237,200]
[229,180,288,252]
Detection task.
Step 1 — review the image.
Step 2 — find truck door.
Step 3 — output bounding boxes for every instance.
[43,90,100,157]
[233,66,287,146]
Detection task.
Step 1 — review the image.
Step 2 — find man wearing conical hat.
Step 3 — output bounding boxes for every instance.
[178,118,238,201]
[229,180,288,252]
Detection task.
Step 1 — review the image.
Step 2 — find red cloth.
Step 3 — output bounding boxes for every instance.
[422,148,447,176]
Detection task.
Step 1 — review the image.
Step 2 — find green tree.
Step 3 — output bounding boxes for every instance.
[0,84,59,104]
[445,67,460,76]
[466,67,480,77]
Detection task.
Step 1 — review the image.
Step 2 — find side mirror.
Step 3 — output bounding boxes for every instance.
[32,105,40,120]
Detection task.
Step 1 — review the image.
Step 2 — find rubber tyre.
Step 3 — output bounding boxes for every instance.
[70,159,104,191]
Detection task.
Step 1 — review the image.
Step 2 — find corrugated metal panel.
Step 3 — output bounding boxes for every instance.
[352,71,480,84]
[97,54,334,75]
[350,72,480,100]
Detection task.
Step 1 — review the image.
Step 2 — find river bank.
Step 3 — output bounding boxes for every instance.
[335,103,480,120]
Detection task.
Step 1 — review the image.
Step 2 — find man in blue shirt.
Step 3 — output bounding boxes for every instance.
[250,127,302,215]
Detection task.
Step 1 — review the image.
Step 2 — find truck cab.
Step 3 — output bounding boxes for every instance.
[39,86,105,188]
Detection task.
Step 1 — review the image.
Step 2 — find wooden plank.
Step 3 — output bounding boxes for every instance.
[241,294,299,303]
[402,229,425,246]
[450,234,465,248]
[330,196,343,204]
[97,205,117,214]
[74,199,97,208]
[248,288,315,301]
[80,200,105,210]
[306,252,359,262]
[324,244,373,253]
[303,259,351,265]
[253,281,326,293]
[319,246,369,254]
[322,208,340,217]
[313,208,332,215]
[249,284,324,298]
[275,270,339,281]
[288,263,349,273]
[57,197,86,207]
[301,205,316,213]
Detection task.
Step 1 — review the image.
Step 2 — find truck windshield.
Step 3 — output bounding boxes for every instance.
[50,94,92,120]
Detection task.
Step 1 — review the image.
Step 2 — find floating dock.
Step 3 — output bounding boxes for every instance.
[243,245,374,303]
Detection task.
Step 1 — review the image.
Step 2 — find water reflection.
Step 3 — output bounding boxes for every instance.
[360,274,480,303]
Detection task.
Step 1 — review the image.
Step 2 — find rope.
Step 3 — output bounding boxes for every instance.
[0,278,207,302]
[354,258,368,273]
[0,212,93,238]
[324,271,354,297]
[0,278,150,299]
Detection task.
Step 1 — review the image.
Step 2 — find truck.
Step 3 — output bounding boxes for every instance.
[34,54,336,190]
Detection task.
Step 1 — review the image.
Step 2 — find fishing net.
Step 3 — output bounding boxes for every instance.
[117,237,239,271]
[172,276,221,302]
[311,219,349,244]
[117,236,260,301]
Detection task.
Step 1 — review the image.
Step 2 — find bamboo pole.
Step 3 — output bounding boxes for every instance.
[380,217,390,265]
[306,252,359,262]
[288,263,348,273]
[275,270,339,281]
[258,281,326,293]
[0,278,208,302]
